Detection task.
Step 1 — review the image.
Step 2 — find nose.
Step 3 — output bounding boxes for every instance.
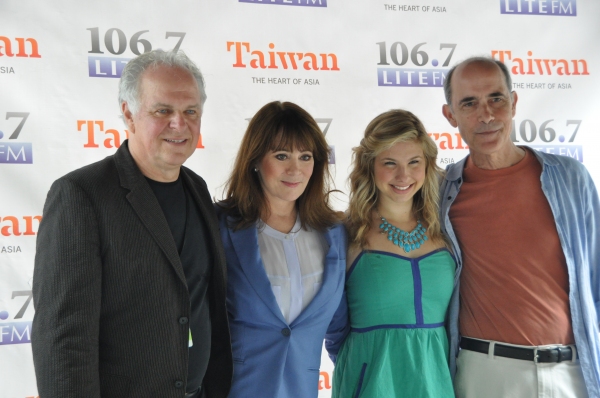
[287,158,301,175]
[477,102,494,124]
[395,166,408,180]
[169,112,186,131]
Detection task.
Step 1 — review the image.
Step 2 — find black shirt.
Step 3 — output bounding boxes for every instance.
[146,175,212,392]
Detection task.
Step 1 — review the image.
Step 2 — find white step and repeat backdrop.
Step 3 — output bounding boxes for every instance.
[2,0,599,396]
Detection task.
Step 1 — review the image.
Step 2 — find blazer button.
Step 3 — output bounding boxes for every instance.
[174,380,184,389]
[281,328,291,337]
[179,317,189,325]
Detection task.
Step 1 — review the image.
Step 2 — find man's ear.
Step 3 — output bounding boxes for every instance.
[511,91,518,117]
[121,102,135,133]
[442,104,458,128]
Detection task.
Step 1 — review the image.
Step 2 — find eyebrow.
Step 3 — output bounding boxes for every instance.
[152,103,200,109]
[458,92,507,106]
[272,148,313,153]
[381,155,423,161]
[458,96,477,106]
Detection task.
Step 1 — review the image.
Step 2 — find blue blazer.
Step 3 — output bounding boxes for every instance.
[216,210,349,398]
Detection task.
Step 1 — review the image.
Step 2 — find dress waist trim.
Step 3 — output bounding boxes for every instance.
[352,322,444,333]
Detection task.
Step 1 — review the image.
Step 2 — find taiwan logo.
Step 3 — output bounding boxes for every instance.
[377,42,457,87]
[228,42,339,71]
[0,36,41,59]
[86,28,187,78]
[0,112,32,164]
[1,215,42,237]
[428,131,469,166]
[76,119,205,149]
[0,36,41,74]
[492,50,588,77]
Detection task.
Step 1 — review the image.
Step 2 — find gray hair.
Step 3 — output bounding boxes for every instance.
[118,49,206,115]
[443,56,513,107]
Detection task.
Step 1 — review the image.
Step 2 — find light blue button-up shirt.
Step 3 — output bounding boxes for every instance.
[440,148,600,396]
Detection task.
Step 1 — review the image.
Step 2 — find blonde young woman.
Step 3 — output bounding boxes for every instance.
[332,109,456,397]
[216,101,348,398]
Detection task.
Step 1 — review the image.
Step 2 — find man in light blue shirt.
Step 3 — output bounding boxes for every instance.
[439,56,600,397]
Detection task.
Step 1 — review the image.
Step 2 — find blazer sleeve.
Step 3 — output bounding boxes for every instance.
[324,290,349,363]
[324,223,350,363]
[32,178,102,397]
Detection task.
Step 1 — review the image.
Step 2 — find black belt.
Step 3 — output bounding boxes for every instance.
[460,337,575,363]
[185,387,202,398]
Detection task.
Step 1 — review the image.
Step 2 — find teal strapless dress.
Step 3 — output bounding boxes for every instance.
[332,249,456,398]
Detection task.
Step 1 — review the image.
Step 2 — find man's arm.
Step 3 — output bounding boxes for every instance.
[583,171,600,326]
[32,178,103,397]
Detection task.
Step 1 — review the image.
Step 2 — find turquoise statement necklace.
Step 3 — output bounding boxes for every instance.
[378,214,428,253]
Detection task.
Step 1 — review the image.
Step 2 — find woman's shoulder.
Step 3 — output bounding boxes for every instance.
[328,221,350,252]
[320,218,347,237]
[214,201,248,232]
[213,200,224,212]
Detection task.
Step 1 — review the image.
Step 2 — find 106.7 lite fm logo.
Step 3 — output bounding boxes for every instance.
[0,112,32,164]
[238,0,326,6]
[316,118,336,163]
[0,290,33,346]
[501,0,576,16]
[376,41,456,87]
[511,118,583,162]
[87,28,187,78]
[430,119,584,164]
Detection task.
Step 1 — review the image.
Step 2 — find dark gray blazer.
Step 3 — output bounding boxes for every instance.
[32,141,232,398]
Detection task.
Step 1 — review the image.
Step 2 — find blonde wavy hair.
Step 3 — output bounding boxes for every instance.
[347,109,444,249]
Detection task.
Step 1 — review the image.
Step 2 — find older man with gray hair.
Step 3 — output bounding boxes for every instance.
[440,56,600,397]
[32,50,232,398]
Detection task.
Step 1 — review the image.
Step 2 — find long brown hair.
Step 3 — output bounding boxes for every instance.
[347,109,444,248]
[219,101,340,231]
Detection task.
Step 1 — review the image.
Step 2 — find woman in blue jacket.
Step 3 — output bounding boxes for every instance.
[216,101,348,398]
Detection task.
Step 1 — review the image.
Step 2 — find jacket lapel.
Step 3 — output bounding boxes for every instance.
[114,142,186,285]
[180,168,228,286]
[291,225,340,327]
[228,220,287,324]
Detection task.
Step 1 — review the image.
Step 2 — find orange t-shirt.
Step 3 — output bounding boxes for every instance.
[450,148,574,345]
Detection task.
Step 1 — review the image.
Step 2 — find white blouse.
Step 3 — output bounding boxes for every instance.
[257,216,329,324]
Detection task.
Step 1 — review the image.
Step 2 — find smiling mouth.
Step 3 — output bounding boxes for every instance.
[165,139,186,143]
[392,184,411,191]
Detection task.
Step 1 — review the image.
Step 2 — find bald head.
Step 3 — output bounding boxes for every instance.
[444,57,512,108]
